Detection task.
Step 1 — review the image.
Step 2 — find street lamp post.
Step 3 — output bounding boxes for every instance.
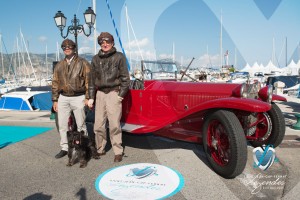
[54,7,96,49]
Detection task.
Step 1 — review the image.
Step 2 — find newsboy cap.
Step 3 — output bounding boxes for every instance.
[61,39,76,48]
[97,32,114,45]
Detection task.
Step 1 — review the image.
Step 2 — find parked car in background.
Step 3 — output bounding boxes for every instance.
[254,72,264,77]
[253,72,265,84]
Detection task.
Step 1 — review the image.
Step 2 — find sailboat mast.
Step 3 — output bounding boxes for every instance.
[20,29,37,83]
[0,34,4,77]
[285,37,287,67]
[220,10,223,69]
[125,5,145,62]
[272,37,275,64]
[17,38,21,79]
[181,56,183,67]
[234,47,237,68]
[93,0,97,54]
[46,45,48,78]
[172,42,175,62]
[125,4,132,68]
[56,42,60,61]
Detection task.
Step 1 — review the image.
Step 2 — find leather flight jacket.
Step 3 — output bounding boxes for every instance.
[89,47,130,99]
[52,55,91,102]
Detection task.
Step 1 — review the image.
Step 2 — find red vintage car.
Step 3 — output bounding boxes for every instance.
[119,61,286,179]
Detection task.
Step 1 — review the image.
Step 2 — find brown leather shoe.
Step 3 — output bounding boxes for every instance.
[114,154,123,162]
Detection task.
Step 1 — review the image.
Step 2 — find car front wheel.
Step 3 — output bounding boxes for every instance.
[249,103,285,148]
[202,110,247,179]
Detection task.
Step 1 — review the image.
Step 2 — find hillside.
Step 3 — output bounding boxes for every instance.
[0,53,94,80]
[0,52,180,80]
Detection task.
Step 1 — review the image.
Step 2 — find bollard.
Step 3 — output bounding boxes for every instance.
[292,113,300,130]
[50,112,56,120]
[297,84,300,98]
[274,81,285,95]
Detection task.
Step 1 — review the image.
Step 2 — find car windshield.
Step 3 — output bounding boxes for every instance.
[142,61,178,80]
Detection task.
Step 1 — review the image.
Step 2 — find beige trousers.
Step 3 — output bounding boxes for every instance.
[57,94,87,151]
[94,90,123,155]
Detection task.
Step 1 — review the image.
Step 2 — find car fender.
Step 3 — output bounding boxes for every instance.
[129,97,271,134]
[272,94,287,102]
[180,97,271,119]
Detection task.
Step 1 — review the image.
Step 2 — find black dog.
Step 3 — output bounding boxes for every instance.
[67,130,91,168]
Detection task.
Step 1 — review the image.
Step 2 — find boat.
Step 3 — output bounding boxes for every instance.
[266,75,300,90]
[0,87,52,111]
[0,78,5,84]
[0,80,21,95]
[226,71,250,83]
[283,83,300,97]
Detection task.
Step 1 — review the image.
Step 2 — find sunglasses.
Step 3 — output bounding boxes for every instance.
[99,38,112,45]
[62,45,75,50]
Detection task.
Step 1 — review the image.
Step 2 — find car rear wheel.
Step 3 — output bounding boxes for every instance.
[249,103,285,148]
[202,110,247,179]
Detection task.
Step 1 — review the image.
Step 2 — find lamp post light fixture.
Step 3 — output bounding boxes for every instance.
[54,7,96,49]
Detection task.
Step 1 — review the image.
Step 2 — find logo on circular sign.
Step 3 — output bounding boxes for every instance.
[95,163,184,199]
[253,144,279,171]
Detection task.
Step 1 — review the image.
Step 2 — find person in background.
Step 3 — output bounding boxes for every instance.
[88,32,130,162]
[52,39,92,159]
[132,69,144,90]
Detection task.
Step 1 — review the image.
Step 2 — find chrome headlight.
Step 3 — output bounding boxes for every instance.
[258,85,273,103]
[232,83,248,98]
[241,83,248,98]
[266,85,273,103]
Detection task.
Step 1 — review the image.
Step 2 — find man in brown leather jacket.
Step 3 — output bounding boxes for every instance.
[52,39,92,159]
[88,32,130,162]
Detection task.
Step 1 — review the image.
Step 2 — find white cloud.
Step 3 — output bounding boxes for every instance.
[123,47,223,70]
[125,37,149,48]
[125,48,156,61]
[197,53,220,67]
[168,53,221,68]
[158,53,173,60]
[38,36,47,42]
[78,46,93,54]
[76,32,100,54]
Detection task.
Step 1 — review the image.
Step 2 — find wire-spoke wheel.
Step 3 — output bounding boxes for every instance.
[203,110,247,179]
[250,103,285,148]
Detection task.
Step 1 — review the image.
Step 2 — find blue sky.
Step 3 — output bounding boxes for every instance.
[0,0,300,70]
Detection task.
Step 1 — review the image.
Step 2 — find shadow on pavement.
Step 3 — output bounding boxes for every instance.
[23,193,52,200]
[123,132,211,168]
[0,141,12,149]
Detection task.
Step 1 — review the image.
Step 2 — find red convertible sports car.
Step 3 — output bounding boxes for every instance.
[118,61,286,179]
[77,61,287,179]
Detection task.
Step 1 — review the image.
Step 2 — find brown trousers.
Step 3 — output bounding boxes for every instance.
[94,90,123,155]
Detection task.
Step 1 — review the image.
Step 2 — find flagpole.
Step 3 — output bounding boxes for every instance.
[93,0,97,54]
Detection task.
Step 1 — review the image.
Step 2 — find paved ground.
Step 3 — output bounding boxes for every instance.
[0,95,299,200]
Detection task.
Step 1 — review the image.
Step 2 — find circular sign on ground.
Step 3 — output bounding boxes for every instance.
[95,163,184,199]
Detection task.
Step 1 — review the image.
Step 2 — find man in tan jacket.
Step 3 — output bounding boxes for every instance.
[52,39,91,159]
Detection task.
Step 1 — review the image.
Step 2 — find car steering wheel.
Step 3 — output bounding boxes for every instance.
[143,69,152,79]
